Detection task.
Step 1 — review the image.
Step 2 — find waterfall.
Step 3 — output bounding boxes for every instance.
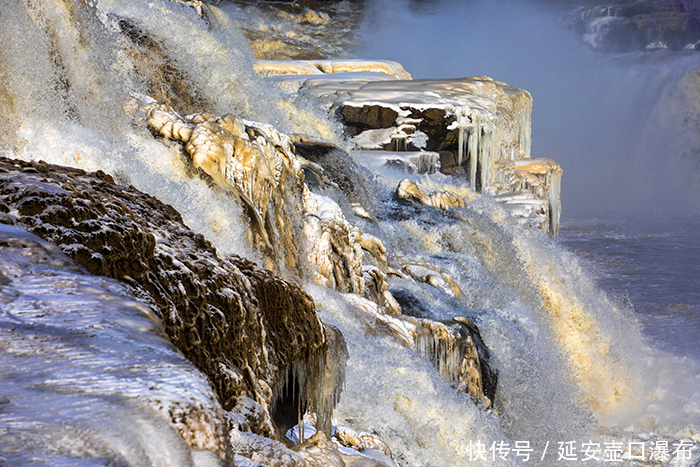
[1,1,700,466]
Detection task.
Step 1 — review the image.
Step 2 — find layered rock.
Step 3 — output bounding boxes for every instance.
[257,60,562,236]
[568,0,700,52]
[0,156,328,437]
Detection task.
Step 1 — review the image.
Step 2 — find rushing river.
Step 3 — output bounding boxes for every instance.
[560,215,700,361]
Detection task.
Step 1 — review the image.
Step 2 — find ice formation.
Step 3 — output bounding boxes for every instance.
[258,61,562,236]
[0,157,330,438]
[143,102,389,300]
[396,178,470,211]
[254,60,412,80]
[0,224,231,465]
[145,102,305,272]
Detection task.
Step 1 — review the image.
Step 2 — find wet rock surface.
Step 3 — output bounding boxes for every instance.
[0,156,325,433]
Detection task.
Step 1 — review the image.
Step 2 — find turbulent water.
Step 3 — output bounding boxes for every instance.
[1,0,700,466]
[561,216,700,360]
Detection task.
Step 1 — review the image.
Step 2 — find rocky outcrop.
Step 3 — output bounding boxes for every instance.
[493,158,563,236]
[569,0,700,52]
[142,101,403,311]
[308,77,533,187]
[0,156,329,437]
[144,101,307,275]
[396,172,562,236]
[254,60,411,81]
[0,224,233,465]
[334,294,498,409]
[257,61,562,236]
[411,317,498,407]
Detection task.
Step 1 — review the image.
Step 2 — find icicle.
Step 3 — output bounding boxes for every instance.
[468,116,482,191]
[450,110,472,168]
[457,125,464,166]
[412,319,487,405]
[548,166,563,237]
[481,127,490,190]
[479,119,497,190]
[270,323,347,440]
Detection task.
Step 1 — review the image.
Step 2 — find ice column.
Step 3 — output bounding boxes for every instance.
[548,167,562,237]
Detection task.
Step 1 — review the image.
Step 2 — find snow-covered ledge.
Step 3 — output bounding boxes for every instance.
[257,59,562,236]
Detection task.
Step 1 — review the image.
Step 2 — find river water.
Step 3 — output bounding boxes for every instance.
[560,215,700,361]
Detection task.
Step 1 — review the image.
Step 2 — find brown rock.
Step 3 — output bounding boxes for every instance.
[0,156,327,438]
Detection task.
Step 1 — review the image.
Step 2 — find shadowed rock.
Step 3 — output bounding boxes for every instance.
[0,156,328,438]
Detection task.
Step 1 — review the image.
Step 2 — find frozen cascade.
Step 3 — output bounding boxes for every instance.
[1,0,700,466]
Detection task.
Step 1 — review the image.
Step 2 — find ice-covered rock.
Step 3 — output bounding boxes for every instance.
[0,224,231,465]
[493,158,563,236]
[293,432,345,467]
[569,1,700,52]
[0,156,331,439]
[230,429,308,467]
[292,430,397,467]
[363,266,402,317]
[396,157,562,236]
[399,261,464,299]
[355,150,441,175]
[259,60,562,235]
[333,293,497,407]
[303,188,365,294]
[144,102,394,296]
[305,77,532,186]
[145,102,306,274]
[254,59,411,80]
[396,179,470,211]
[409,317,498,408]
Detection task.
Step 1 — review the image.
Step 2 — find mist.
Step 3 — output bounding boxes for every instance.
[356,0,700,219]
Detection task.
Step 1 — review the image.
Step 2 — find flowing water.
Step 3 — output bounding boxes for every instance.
[560,216,700,361]
[1,0,700,466]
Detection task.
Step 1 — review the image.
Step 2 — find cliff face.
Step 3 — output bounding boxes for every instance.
[566,0,700,51]
[0,156,326,434]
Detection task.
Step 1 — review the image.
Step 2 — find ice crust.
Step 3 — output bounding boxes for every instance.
[255,59,561,235]
[0,224,230,465]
